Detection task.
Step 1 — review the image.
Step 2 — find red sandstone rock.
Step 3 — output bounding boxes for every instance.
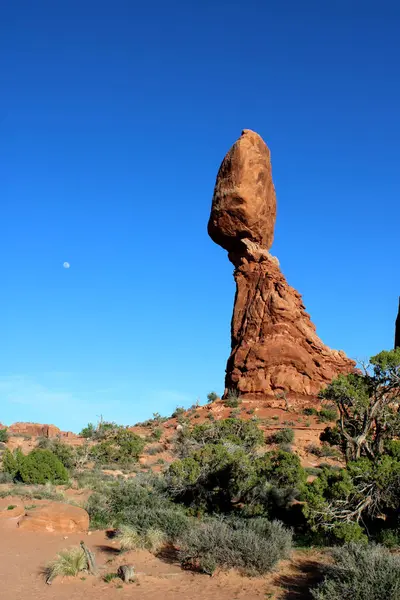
[7,422,76,439]
[18,503,89,533]
[209,130,355,404]
[208,129,277,253]
[8,423,61,437]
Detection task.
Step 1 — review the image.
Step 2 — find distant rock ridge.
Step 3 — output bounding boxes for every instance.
[7,422,76,438]
[208,129,355,404]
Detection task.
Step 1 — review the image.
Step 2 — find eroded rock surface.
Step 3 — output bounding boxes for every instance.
[18,503,89,533]
[209,129,355,404]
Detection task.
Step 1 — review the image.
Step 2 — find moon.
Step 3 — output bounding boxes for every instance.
[63,262,70,269]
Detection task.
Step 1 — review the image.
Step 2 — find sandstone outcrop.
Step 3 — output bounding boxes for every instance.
[208,129,355,404]
[18,503,89,533]
[7,422,76,439]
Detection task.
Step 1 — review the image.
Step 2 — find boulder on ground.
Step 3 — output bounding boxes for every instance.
[18,502,89,533]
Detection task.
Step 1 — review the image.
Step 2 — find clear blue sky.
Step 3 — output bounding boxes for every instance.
[1,1,399,432]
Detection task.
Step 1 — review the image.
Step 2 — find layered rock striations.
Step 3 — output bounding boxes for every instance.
[208,129,355,404]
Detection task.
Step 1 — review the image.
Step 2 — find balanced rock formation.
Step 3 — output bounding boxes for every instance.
[208,129,355,404]
[395,298,400,349]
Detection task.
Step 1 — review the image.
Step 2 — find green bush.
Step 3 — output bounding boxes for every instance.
[385,440,400,460]
[311,543,400,600]
[207,392,218,403]
[2,448,22,478]
[168,444,306,517]
[167,443,256,512]
[178,518,292,575]
[268,428,295,444]
[318,408,338,422]
[0,428,8,442]
[145,444,163,455]
[80,420,122,440]
[79,423,95,438]
[377,528,400,548]
[189,418,264,451]
[150,428,163,441]
[306,444,340,458]
[172,407,186,419]
[86,477,191,540]
[37,438,76,469]
[224,390,241,408]
[17,449,69,485]
[303,407,318,416]
[3,448,69,485]
[90,430,145,467]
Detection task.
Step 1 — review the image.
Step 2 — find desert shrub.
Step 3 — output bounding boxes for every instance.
[224,390,241,408]
[385,440,400,460]
[245,450,307,513]
[0,482,65,501]
[2,448,68,485]
[268,428,295,444]
[311,543,400,600]
[167,443,257,512]
[2,448,22,478]
[303,407,318,416]
[90,430,145,467]
[117,525,166,553]
[306,444,340,458]
[75,469,116,491]
[318,408,338,422]
[168,444,306,518]
[319,349,400,462]
[189,418,264,450]
[302,456,400,544]
[80,420,123,441]
[0,471,13,483]
[117,524,142,551]
[0,429,8,442]
[178,518,292,575]
[80,423,95,438]
[86,477,191,540]
[377,528,400,548]
[150,428,163,441]
[278,443,293,453]
[145,444,163,455]
[172,407,186,419]
[18,449,69,484]
[145,527,166,552]
[37,438,76,469]
[207,392,218,403]
[45,546,87,581]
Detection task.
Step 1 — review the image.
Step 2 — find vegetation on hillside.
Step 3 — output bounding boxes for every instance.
[1,347,400,586]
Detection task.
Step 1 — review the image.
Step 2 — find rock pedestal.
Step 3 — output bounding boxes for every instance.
[208,129,355,404]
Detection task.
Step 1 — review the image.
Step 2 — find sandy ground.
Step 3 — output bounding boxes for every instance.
[0,525,286,600]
